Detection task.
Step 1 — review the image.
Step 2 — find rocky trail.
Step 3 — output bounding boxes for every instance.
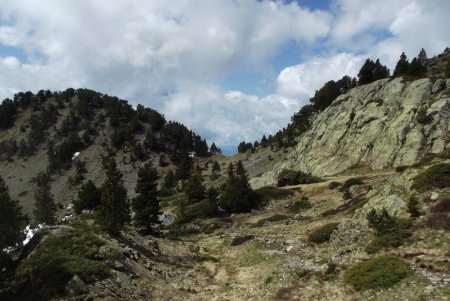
[83,169,448,301]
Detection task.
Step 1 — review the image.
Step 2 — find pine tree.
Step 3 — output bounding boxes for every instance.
[260,135,268,147]
[73,180,101,214]
[163,170,177,191]
[184,171,206,202]
[33,172,57,225]
[219,161,257,213]
[373,59,390,80]
[132,163,161,234]
[357,59,375,85]
[211,161,221,174]
[393,52,410,76]
[97,158,130,234]
[210,142,219,153]
[0,176,28,252]
[417,48,427,64]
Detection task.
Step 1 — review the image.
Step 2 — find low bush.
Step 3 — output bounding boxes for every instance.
[328,181,341,189]
[425,214,450,230]
[395,165,409,172]
[342,188,353,200]
[365,231,411,254]
[288,199,312,213]
[366,209,412,252]
[15,222,108,299]
[181,199,218,222]
[412,163,450,190]
[309,222,339,244]
[406,195,422,218]
[255,186,294,203]
[253,214,289,227]
[342,177,364,189]
[277,169,323,187]
[431,198,450,213]
[344,256,413,291]
[230,234,254,246]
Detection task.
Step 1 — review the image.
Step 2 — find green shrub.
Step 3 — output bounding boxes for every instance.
[255,186,294,203]
[416,107,433,125]
[181,198,218,222]
[425,213,450,230]
[288,199,312,213]
[342,177,364,189]
[366,209,412,252]
[365,231,411,254]
[344,256,413,291]
[328,181,341,189]
[407,195,422,218]
[309,222,339,244]
[253,214,289,227]
[230,235,254,246]
[412,163,450,190]
[277,169,323,187]
[15,222,108,299]
[431,198,450,213]
[395,165,409,172]
[342,188,353,200]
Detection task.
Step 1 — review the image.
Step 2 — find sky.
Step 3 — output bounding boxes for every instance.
[0,0,449,154]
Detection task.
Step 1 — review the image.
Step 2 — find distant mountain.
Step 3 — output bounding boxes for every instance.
[0,88,210,218]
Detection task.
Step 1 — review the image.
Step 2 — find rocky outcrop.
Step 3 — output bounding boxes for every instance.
[250,77,450,188]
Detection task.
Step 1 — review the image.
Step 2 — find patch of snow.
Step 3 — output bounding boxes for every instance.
[23,224,44,245]
[61,214,73,222]
[72,152,80,160]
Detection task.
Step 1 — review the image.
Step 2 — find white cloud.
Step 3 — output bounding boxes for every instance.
[162,86,300,150]
[0,0,331,100]
[276,52,364,99]
[331,0,450,68]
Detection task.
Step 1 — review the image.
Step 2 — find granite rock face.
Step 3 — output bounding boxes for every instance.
[250,77,450,188]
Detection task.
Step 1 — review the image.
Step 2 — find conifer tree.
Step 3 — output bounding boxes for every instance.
[73,180,101,214]
[357,59,375,85]
[211,161,221,174]
[210,142,219,153]
[417,48,427,64]
[163,170,177,191]
[184,171,206,202]
[33,172,57,225]
[393,52,410,76]
[219,160,257,213]
[373,59,390,80]
[132,163,161,234]
[0,176,28,252]
[97,158,130,234]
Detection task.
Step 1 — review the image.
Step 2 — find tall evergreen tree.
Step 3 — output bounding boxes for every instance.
[373,59,390,80]
[210,142,219,153]
[132,163,161,234]
[408,57,426,77]
[0,176,28,252]
[33,172,57,225]
[357,59,375,85]
[163,170,177,191]
[211,161,221,174]
[219,161,257,213]
[393,52,410,76]
[417,48,427,64]
[97,158,130,234]
[184,171,206,202]
[73,180,101,214]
